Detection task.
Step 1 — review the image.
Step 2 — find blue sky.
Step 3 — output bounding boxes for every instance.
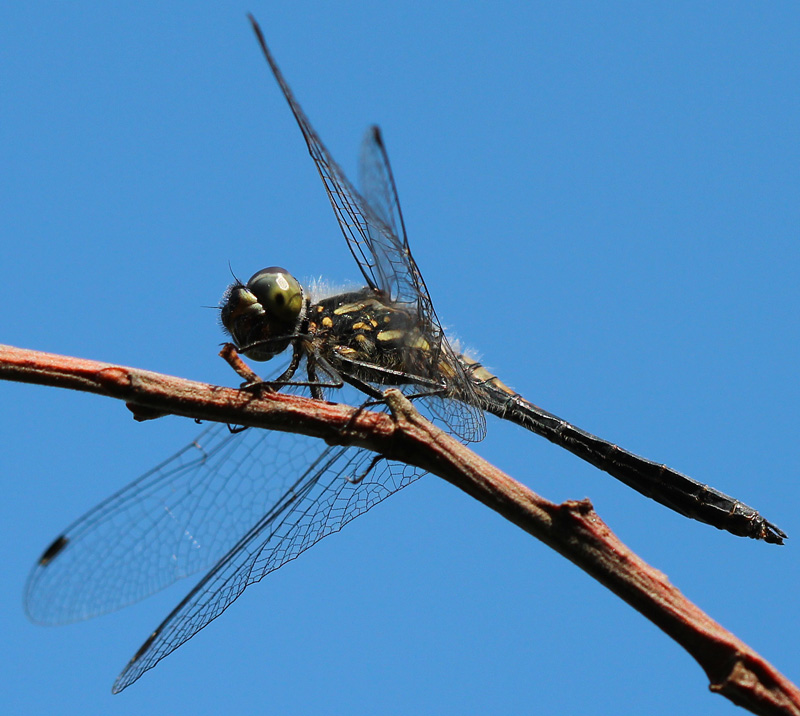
[2,2,799,714]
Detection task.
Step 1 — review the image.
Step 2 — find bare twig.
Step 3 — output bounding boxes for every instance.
[1,343,798,716]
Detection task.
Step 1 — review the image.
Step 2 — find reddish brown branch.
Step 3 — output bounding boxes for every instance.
[1,343,798,715]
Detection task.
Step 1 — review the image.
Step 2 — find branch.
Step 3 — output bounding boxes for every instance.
[1,343,798,715]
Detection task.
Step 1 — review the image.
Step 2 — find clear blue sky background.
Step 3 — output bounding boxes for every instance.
[2,3,798,714]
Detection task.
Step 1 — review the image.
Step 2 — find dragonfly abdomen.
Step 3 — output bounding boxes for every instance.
[462,356,785,544]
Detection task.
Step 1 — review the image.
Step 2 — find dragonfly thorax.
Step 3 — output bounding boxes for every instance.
[308,287,437,386]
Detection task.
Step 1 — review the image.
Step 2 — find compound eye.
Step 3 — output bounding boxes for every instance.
[247,267,304,323]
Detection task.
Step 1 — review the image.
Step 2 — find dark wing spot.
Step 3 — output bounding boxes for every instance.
[132,629,160,663]
[38,534,68,566]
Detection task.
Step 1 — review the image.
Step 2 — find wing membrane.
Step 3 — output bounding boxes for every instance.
[112,444,422,692]
[26,424,334,624]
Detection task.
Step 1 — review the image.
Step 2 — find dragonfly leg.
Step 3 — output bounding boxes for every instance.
[330,350,447,394]
[345,454,384,484]
[219,343,266,387]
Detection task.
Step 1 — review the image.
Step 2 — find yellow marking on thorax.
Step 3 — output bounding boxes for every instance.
[376,329,403,342]
[334,300,375,315]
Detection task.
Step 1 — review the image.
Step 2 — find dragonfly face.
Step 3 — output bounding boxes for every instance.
[221,266,305,361]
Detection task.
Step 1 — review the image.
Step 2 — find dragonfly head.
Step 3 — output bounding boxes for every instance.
[220,267,305,361]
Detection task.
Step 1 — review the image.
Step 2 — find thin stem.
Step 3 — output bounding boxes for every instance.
[1,343,798,716]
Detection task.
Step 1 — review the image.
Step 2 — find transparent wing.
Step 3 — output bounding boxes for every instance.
[356,126,427,310]
[26,423,330,624]
[25,349,385,626]
[112,443,422,693]
[357,125,434,323]
[249,18,486,442]
[358,127,487,442]
[249,18,407,303]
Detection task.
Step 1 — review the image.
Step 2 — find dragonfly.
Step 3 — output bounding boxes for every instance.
[25,16,785,694]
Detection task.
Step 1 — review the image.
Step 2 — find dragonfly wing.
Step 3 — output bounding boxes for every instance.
[112,444,423,692]
[249,18,387,295]
[358,127,487,441]
[27,423,244,624]
[26,414,360,625]
[250,22,439,328]
[249,19,486,442]
[358,125,434,312]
